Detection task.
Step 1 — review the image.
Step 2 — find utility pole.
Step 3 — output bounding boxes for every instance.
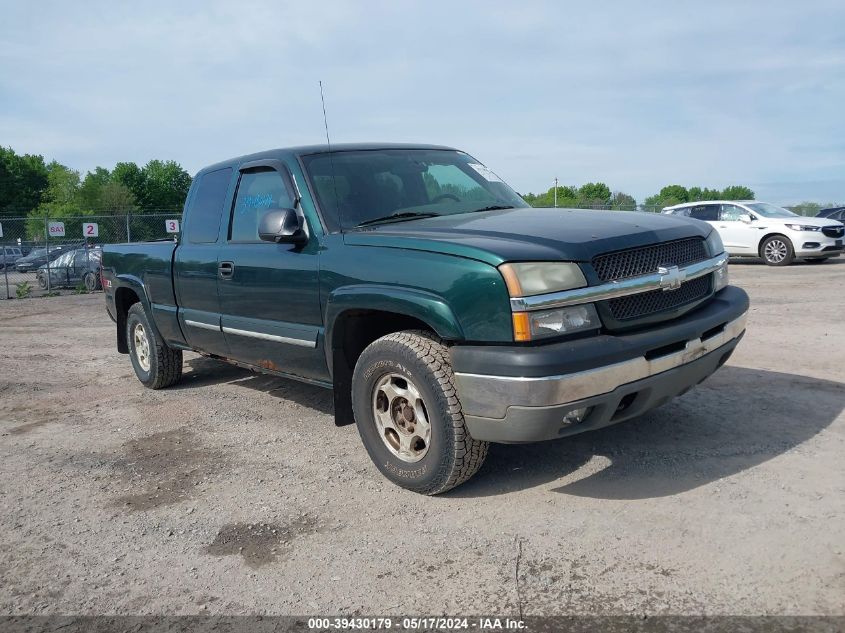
[553,177,558,208]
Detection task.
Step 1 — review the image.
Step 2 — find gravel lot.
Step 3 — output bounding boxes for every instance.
[1,259,843,617]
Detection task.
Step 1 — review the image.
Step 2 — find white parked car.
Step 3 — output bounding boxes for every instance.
[662,201,845,266]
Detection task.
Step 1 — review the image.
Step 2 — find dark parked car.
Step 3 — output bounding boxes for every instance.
[37,247,102,290]
[0,246,23,270]
[817,206,845,221]
[15,246,68,272]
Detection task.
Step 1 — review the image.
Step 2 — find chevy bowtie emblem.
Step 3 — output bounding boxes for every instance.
[657,265,685,291]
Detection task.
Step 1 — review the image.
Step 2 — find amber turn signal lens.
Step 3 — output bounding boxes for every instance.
[512,312,531,342]
[498,263,524,297]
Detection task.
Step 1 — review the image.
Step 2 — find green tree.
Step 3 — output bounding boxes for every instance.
[44,161,81,205]
[0,146,49,217]
[524,185,577,208]
[139,160,192,210]
[25,161,89,239]
[112,161,145,202]
[721,185,754,200]
[658,185,689,205]
[77,166,113,209]
[577,182,611,207]
[610,191,637,210]
[97,181,137,214]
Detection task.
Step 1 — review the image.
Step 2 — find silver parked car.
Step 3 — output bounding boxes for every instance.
[36,247,103,290]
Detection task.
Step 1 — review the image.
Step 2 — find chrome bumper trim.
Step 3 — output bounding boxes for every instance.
[509,253,729,312]
[454,310,747,420]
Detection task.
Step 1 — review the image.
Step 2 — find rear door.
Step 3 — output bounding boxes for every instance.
[174,167,233,357]
[687,204,723,249]
[217,160,326,381]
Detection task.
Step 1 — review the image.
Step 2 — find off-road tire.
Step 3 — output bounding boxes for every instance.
[760,235,794,266]
[351,330,488,495]
[126,302,183,389]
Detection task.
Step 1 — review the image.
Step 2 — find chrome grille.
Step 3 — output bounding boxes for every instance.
[822,225,844,238]
[607,275,711,321]
[592,238,707,282]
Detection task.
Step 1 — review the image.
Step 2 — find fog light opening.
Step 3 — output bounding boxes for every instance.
[562,406,591,427]
[615,393,637,414]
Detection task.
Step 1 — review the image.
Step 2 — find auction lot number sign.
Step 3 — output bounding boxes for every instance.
[48,221,65,237]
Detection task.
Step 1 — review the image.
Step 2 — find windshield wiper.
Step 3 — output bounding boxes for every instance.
[468,205,515,213]
[356,211,440,227]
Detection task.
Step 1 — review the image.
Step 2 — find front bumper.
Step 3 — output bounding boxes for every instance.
[793,234,843,258]
[451,285,749,443]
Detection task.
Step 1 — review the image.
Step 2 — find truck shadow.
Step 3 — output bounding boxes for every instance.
[449,365,844,499]
[177,356,334,415]
[729,256,845,267]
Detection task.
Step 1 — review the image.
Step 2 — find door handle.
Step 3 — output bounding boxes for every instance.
[218,261,234,279]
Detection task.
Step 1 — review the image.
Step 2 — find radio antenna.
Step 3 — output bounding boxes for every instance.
[319,80,342,228]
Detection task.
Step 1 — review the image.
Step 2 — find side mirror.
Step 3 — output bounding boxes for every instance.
[258,208,307,245]
[739,214,752,224]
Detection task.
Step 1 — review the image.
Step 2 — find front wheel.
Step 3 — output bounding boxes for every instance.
[126,303,183,389]
[761,235,794,266]
[351,330,488,495]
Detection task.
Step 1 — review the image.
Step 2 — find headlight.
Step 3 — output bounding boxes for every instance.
[512,304,601,341]
[784,224,821,232]
[705,230,725,256]
[498,262,586,297]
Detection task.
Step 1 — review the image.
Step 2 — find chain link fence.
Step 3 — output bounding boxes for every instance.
[1,212,182,299]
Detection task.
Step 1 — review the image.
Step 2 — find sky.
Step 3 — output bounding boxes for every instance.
[1,0,844,205]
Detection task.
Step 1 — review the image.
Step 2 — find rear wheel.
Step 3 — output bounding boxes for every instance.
[126,303,182,389]
[36,273,47,289]
[83,271,100,291]
[351,330,488,495]
[761,235,794,266]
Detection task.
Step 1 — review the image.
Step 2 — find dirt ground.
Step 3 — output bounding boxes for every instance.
[1,258,843,617]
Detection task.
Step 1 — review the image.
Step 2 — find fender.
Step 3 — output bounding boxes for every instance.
[324,284,464,374]
[113,274,166,353]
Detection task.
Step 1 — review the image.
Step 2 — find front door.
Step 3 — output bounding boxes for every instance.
[217,161,325,382]
[716,204,757,254]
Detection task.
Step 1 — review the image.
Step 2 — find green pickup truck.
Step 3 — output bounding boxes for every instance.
[103,144,749,494]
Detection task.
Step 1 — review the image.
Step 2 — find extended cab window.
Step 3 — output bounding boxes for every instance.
[184,167,232,243]
[230,169,295,242]
[689,205,718,221]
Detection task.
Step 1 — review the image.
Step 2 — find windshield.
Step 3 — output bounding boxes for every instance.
[301,149,528,230]
[745,202,797,218]
[27,248,46,258]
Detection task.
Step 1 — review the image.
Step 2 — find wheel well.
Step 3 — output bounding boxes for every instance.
[758,233,792,257]
[114,287,141,353]
[330,309,436,427]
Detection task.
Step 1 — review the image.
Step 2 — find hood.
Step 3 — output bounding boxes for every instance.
[344,207,712,265]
